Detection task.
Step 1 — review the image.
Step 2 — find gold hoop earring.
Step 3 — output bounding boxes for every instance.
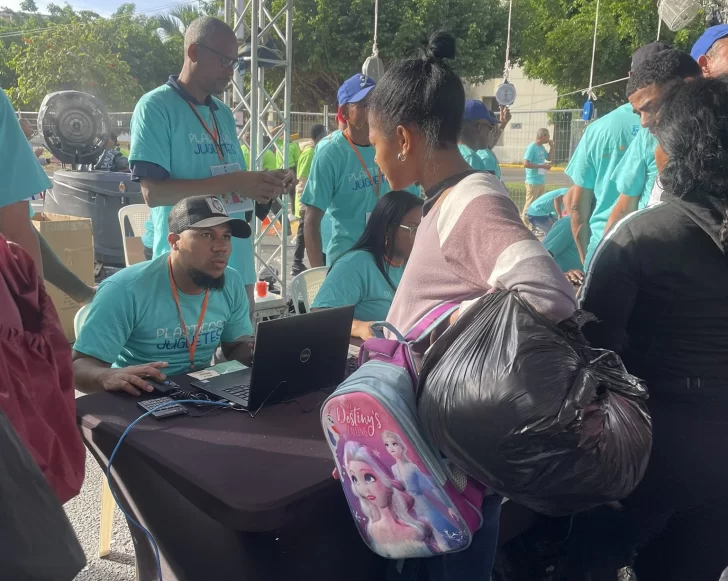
[397,152,407,162]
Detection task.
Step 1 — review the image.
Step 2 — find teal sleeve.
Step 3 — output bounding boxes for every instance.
[312,264,364,311]
[220,270,254,340]
[543,218,573,256]
[524,143,538,163]
[1,90,51,207]
[74,281,137,365]
[565,130,597,189]
[613,141,646,198]
[129,95,172,173]
[300,146,337,212]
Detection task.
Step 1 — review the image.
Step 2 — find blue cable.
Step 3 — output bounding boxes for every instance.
[105,399,233,581]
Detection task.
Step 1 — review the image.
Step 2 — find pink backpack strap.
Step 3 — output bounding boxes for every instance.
[404,302,460,343]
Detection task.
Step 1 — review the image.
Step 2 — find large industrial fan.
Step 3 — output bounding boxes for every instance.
[38,91,110,166]
[38,91,143,268]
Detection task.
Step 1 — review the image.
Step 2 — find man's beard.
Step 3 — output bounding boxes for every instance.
[188,268,225,291]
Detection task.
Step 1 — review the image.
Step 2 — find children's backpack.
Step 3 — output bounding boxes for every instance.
[321,304,486,560]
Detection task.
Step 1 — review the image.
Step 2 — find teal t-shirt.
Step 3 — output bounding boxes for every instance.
[524,142,548,185]
[1,89,51,208]
[74,255,253,375]
[129,84,256,284]
[312,250,404,321]
[458,144,489,171]
[478,148,501,179]
[565,103,640,268]
[611,127,658,210]
[300,131,417,265]
[542,216,582,273]
[525,187,568,218]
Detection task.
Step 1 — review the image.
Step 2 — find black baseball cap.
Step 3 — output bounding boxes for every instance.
[168,196,251,238]
[631,42,672,72]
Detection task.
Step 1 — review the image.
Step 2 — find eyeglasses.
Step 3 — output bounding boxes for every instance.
[399,224,418,239]
[197,43,240,71]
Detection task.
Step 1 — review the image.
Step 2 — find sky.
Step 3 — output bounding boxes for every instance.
[1,0,190,17]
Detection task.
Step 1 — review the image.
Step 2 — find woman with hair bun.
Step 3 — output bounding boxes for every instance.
[572,76,728,580]
[367,31,576,580]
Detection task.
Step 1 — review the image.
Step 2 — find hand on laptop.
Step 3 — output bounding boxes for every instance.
[98,361,169,397]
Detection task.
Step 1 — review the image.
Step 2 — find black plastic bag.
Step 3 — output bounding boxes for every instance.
[418,291,652,516]
[0,408,86,581]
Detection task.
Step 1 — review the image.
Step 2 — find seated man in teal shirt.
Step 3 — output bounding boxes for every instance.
[72,196,254,397]
[525,187,568,233]
[543,215,582,274]
[605,49,701,234]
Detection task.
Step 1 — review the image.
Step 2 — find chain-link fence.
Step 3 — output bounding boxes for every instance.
[494,109,587,166]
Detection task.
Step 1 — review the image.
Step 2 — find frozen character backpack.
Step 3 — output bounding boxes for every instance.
[321,304,485,560]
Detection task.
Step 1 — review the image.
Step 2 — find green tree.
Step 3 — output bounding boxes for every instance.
[19,0,38,13]
[512,0,706,110]
[8,21,143,110]
[155,1,223,40]
[270,0,510,110]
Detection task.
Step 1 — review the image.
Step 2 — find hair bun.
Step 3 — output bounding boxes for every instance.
[422,31,456,62]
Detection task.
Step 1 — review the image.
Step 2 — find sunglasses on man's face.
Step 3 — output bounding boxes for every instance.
[197,43,240,71]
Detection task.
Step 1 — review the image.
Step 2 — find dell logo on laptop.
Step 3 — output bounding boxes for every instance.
[300,348,312,363]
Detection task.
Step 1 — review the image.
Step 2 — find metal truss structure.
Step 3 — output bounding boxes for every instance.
[224,0,293,297]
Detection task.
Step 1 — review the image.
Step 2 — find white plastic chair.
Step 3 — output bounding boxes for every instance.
[290,267,329,314]
[118,204,151,266]
[74,304,115,558]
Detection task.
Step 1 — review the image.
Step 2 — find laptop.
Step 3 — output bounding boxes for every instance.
[191,306,354,410]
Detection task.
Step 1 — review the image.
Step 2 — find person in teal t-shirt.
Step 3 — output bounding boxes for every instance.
[522,129,554,222]
[313,190,423,340]
[301,74,418,267]
[605,49,701,235]
[0,89,52,270]
[129,17,290,319]
[460,99,504,178]
[72,196,254,396]
[525,187,568,233]
[543,216,582,273]
[459,100,497,173]
[566,103,640,268]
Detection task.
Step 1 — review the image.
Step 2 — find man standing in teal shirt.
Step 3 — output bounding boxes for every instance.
[302,74,404,267]
[522,128,554,222]
[129,16,291,317]
[605,49,701,234]
[458,100,493,172]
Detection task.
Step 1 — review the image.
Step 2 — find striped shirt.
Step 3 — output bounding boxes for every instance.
[387,173,576,335]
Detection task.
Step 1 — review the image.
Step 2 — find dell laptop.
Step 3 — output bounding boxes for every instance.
[191,306,354,410]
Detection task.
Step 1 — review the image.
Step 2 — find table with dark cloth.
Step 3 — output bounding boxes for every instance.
[77,370,536,581]
[76,376,386,581]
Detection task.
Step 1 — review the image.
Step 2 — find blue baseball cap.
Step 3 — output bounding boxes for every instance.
[463,100,499,125]
[691,25,728,60]
[337,74,376,106]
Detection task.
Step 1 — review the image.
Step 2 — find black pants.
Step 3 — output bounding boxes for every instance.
[294,210,306,263]
[567,387,728,581]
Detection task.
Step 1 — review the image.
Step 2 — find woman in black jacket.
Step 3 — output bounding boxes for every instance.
[573,77,728,580]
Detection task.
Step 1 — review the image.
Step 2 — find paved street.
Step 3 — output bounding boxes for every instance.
[500,166,572,187]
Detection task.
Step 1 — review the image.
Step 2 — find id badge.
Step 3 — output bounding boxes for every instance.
[538,168,547,176]
[366,212,372,224]
[210,163,254,213]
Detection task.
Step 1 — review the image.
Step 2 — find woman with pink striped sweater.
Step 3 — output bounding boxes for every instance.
[367,31,576,581]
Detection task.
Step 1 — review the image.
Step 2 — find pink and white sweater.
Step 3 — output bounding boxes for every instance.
[387,173,576,335]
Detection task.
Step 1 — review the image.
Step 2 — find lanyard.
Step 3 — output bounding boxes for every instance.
[185,101,225,162]
[343,130,382,198]
[168,258,210,371]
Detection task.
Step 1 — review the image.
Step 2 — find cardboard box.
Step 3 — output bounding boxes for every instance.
[32,213,94,343]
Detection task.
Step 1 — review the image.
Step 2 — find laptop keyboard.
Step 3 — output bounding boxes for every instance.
[222,384,251,401]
